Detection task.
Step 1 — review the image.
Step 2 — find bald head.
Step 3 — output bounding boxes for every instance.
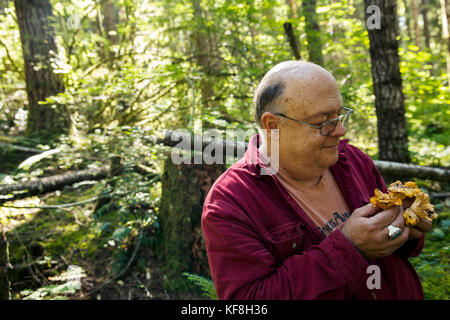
[254,61,339,127]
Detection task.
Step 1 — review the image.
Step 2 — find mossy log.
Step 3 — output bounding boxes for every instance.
[157,130,449,182]
[0,166,111,204]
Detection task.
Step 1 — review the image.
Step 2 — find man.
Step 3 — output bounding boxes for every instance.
[201,61,431,300]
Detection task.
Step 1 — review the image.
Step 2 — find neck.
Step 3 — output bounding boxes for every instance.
[259,138,328,189]
[278,166,327,190]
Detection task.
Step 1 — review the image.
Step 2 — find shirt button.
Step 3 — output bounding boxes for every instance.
[292,242,297,249]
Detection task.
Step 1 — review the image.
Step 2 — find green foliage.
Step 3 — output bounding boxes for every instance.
[1,0,447,162]
[399,46,450,166]
[1,0,448,300]
[182,272,218,300]
[410,202,450,300]
[19,265,86,300]
[3,125,162,298]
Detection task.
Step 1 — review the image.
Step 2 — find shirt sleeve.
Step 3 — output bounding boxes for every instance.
[202,199,371,300]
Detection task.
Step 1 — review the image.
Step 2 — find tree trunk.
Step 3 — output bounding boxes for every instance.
[441,0,450,54]
[155,157,226,291]
[402,0,413,41]
[0,230,11,300]
[14,0,69,138]
[190,0,222,128]
[119,1,137,44]
[411,0,422,49]
[441,0,450,91]
[102,0,119,44]
[286,0,299,18]
[302,0,324,66]
[447,0,450,37]
[283,22,301,60]
[421,0,431,49]
[94,0,119,62]
[365,0,410,163]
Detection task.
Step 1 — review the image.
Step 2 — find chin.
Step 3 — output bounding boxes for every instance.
[320,152,339,168]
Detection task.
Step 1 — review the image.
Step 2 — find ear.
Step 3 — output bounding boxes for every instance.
[260,112,280,134]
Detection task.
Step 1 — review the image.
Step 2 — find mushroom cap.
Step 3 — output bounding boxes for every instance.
[370,189,402,210]
[388,180,421,199]
[403,208,419,227]
[371,181,438,225]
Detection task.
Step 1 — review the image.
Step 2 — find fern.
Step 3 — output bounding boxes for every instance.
[182,272,218,300]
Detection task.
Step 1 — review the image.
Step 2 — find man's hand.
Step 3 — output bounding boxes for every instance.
[340,204,410,259]
[408,219,432,240]
[402,198,433,240]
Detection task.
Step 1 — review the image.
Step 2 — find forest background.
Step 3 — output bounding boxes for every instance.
[0,0,448,300]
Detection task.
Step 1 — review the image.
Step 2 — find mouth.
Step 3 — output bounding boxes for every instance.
[323,145,338,149]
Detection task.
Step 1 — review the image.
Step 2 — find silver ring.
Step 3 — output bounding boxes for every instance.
[387,225,402,240]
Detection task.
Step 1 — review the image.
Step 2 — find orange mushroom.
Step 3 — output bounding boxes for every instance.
[369,181,438,227]
[370,188,402,210]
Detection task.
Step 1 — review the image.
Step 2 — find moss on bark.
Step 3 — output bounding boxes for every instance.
[155,157,225,292]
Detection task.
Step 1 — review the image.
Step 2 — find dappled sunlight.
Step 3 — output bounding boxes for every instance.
[0,197,42,233]
[0,0,448,302]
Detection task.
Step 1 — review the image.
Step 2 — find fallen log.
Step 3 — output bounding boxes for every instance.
[430,192,450,199]
[373,160,449,182]
[0,135,42,154]
[157,130,450,182]
[1,131,448,204]
[0,163,160,204]
[0,166,110,203]
[0,143,42,154]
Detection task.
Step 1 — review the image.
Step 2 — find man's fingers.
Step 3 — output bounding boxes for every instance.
[368,206,400,227]
[409,228,424,240]
[390,206,405,229]
[355,203,380,218]
[396,226,410,245]
[416,219,433,232]
[387,226,410,248]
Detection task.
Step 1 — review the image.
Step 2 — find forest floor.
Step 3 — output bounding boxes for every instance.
[1,149,205,300]
[2,189,204,301]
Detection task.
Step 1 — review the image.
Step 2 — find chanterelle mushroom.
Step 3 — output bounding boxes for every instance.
[370,189,402,210]
[388,180,421,200]
[369,181,438,227]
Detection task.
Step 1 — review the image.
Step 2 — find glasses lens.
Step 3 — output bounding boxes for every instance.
[320,112,351,136]
[321,121,337,136]
[342,111,351,127]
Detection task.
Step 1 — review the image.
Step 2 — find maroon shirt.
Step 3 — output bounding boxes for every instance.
[201,134,424,300]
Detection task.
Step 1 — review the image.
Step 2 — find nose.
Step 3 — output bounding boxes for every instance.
[329,120,347,137]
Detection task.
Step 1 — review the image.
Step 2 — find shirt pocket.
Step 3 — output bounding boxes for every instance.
[263,222,304,265]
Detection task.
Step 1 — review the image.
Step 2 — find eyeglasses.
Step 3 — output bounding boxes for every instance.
[270,106,353,136]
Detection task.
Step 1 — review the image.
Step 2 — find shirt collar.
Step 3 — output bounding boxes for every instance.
[244,134,263,178]
[338,139,349,160]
